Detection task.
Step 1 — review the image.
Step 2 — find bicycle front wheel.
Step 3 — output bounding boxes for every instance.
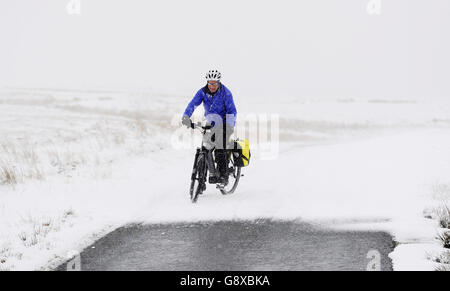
[190,154,207,203]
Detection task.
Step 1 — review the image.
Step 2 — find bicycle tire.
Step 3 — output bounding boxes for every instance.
[190,154,206,203]
[219,154,242,195]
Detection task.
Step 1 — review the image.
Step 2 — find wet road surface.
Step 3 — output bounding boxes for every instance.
[57,220,394,271]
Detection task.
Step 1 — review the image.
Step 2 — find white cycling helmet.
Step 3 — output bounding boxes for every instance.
[205,69,221,82]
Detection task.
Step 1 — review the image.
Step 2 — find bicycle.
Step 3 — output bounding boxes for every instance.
[189,122,243,203]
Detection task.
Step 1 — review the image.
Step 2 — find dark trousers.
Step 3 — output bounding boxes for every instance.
[213,123,234,177]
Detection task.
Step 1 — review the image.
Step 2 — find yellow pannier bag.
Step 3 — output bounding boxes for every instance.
[231,138,251,167]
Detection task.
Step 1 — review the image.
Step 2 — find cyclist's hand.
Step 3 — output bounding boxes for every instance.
[182,115,192,128]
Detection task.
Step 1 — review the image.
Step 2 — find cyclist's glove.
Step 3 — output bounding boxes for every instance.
[182,115,192,128]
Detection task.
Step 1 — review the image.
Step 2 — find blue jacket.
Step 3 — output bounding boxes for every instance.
[183,83,237,127]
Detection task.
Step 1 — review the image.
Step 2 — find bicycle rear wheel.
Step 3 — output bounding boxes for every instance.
[219,154,241,195]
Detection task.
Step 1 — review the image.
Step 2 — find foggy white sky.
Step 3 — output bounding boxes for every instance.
[0,0,449,100]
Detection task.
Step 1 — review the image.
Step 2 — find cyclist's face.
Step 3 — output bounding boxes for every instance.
[207,81,219,93]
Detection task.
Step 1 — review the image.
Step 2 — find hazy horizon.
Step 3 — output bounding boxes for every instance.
[1,0,449,100]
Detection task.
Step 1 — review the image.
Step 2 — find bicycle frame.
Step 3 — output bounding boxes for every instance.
[188,122,242,202]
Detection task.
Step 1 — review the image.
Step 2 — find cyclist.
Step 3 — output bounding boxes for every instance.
[182,69,237,185]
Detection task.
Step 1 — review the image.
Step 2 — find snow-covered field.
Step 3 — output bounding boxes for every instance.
[0,87,449,271]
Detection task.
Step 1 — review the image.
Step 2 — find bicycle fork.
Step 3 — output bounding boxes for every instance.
[192,148,215,181]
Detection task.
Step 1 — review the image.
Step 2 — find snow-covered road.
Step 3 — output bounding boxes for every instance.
[52,126,449,271]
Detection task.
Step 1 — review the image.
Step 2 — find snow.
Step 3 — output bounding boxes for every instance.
[1,87,450,271]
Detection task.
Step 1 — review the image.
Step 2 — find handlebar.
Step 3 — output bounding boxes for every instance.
[190,122,212,131]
